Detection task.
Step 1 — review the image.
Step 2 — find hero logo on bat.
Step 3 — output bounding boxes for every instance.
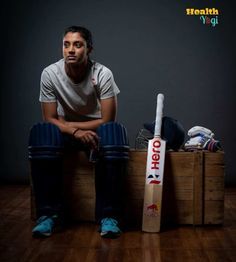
[147,139,162,184]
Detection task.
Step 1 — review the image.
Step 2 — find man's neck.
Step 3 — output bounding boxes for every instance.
[65,61,90,84]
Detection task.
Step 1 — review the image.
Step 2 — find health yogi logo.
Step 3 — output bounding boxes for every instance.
[186,8,219,27]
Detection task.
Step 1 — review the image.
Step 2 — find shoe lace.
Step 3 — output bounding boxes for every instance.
[101,218,118,226]
[36,216,54,227]
[36,216,48,224]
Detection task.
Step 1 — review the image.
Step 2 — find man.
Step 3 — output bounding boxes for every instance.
[28,26,129,239]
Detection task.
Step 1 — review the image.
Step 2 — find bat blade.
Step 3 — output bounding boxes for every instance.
[142,94,166,232]
[142,137,166,232]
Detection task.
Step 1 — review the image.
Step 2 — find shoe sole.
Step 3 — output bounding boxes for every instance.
[100,231,121,239]
[32,231,52,238]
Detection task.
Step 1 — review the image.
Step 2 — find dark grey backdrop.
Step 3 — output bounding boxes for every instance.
[1,0,235,185]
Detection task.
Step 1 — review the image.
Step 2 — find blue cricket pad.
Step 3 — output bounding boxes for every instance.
[28,122,64,159]
[97,122,129,160]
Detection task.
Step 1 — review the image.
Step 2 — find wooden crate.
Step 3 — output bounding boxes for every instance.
[63,151,95,221]
[31,150,225,227]
[62,150,224,226]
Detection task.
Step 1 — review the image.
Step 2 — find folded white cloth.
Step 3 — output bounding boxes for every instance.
[187,126,214,139]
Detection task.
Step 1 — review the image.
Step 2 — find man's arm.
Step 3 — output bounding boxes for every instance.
[41,96,117,148]
[41,102,74,134]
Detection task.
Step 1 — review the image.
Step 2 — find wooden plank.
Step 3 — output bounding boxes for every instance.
[205,176,225,191]
[203,152,225,223]
[204,151,225,165]
[204,200,224,224]
[175,200,194,224]
[164,176,193,200]
[204,151,225,177]
[63,151,95,221]
[162,199,193,225]
[205,190,225,201]
[166,176,193,190]
[204,176,225,201]
[166,152,195,177]
[193,151,204,225]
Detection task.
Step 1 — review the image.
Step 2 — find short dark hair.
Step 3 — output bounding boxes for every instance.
[63,26,93,49]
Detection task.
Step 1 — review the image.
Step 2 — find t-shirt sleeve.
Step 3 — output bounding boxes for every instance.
[98,68,120,99]
[39,70,57,102]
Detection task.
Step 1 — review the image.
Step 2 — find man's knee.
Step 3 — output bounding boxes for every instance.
[28,122,64,160]
[97,122,129,161]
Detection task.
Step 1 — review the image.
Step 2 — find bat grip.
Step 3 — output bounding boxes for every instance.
[154,94,164,137]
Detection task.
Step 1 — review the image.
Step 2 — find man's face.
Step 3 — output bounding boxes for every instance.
[63,32,91,65]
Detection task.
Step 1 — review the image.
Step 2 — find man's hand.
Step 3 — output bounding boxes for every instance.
[73,129,99,149]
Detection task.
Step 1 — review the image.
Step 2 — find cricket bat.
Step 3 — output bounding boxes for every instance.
[142,93,166,232]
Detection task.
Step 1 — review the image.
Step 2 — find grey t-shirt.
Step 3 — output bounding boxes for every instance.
[39,59,120,121]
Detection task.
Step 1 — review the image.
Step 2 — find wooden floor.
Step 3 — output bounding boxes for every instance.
[0,186,236,262]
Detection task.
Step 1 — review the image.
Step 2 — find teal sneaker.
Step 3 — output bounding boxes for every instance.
[32,216,56,237]
[100,218,122,238]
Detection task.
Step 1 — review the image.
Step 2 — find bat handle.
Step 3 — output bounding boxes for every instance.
[154,93,164,137]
